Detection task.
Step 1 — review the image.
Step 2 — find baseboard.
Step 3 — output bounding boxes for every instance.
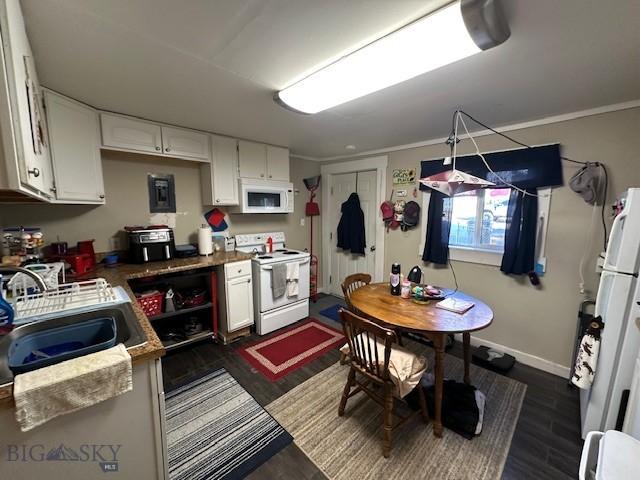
[454,334,571,379]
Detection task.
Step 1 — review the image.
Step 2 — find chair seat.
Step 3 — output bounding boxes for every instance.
[340,335,427,398]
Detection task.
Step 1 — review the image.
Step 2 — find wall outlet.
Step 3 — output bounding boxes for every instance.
[300,218,305,227]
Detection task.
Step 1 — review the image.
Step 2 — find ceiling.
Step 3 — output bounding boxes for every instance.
[21,0,640,159]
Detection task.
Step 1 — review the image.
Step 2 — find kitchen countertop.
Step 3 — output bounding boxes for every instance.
[0,251,254,404]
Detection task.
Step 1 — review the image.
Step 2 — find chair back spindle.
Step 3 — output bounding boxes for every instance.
[341,273,372,311]
[340,309,395,382]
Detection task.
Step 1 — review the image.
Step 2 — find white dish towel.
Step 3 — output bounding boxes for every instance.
[13,343,133,432]
[286,261,300,297]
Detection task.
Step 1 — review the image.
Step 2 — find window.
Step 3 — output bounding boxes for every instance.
[419,187,551,268]
[449,188,510,252]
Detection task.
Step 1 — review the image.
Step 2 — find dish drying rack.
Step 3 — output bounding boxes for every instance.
[13,278,120,321]
[7,262,65,296]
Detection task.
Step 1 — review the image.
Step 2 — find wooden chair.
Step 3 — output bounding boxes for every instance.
[341,272,403,348]
[341,273,372,313]
[338,308,429,458]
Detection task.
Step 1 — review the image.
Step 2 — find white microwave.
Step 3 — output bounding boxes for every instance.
[230,178,294,214]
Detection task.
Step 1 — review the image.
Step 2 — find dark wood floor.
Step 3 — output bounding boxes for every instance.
[162,294,583,479]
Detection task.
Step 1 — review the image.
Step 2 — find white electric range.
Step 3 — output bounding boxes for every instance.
[235,232,310,335]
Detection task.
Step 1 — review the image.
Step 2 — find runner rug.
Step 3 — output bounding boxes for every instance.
[165,369,292,480]
[237,319,345,381]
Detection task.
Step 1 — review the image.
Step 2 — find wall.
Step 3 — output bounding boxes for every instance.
[378,107,640,370]
[0,151,322,284]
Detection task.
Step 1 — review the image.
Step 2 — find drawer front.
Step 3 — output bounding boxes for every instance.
[225,260,252,280]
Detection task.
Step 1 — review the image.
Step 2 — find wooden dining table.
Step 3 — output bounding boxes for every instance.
[349,283,493,437]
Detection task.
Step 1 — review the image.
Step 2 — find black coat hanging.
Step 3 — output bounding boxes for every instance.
[337,192,366,255]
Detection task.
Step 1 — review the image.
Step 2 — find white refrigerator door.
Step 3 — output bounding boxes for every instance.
[604,281,640,431]
[581,270,636,437]
[603,188,640,274]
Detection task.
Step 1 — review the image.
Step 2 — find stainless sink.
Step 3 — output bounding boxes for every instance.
[0,302,146,385]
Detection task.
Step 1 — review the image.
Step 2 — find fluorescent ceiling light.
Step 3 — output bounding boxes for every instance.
[276,0,509,114]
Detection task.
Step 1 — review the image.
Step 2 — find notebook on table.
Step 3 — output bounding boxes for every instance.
[436,297,475,314]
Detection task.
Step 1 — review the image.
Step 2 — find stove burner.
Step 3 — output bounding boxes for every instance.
[274,249,287,252]
[258,255,273,259]
[282,251,299,255]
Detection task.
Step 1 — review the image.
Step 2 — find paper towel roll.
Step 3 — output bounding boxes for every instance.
[198,227,213,256]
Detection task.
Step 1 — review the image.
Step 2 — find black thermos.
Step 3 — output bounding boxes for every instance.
[390,263,401,296]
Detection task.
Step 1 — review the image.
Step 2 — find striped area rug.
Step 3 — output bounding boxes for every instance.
[267,353,526,480]
[166,369,293,480]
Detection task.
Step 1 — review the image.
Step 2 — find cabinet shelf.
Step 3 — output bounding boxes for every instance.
[149,302,213,321]
[163,330,213,352]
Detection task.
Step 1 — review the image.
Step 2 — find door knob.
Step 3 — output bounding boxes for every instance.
[27,167,40,177]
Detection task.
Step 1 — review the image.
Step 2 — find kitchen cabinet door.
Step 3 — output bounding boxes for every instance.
[238,140,267,179]
[226,275,254,331]
[1,0,52,195]
[160,126,210,162]
[100,113,162,154]
[266,145,290,181]
[201,134,238,205]
[44,91,105,203]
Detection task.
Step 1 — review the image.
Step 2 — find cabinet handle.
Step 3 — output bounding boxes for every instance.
[99,194,105,199]
[165,148,171,152]
[155,146,161,151]
[268,175,272,178]
[27,167,40,177]
[247,279,251,283]
[238,269,242,273]
[260,173,264,177]
[216,199,220,203]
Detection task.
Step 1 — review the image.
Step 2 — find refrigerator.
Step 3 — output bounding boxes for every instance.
[581,188,640,438]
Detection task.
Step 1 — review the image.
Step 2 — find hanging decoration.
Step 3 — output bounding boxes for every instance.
[419,110,494,196]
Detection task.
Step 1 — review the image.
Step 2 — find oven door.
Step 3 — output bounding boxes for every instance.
[258,258,310,311]
[240,184,291,213]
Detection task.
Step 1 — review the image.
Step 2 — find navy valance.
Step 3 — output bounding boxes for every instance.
[419,144,563,190]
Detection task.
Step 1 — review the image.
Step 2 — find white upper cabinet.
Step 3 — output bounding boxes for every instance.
[238,140,267,179]
[266,145,290,181]
[201,134,238,205]
[161,126,210,162]
[100,113,210,162]
[239,140,289,181]
[100,113,162,154]
[44,90,104,204]
[0,0,53,198]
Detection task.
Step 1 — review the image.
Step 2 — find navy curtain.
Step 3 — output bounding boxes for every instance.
[422,191,452,264]
[420,144,562,274]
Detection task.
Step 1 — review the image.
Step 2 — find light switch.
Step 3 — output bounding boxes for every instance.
[300,218,305,226]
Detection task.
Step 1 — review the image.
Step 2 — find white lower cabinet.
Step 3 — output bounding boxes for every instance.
[218,261,254,340]
[44,90,105,203]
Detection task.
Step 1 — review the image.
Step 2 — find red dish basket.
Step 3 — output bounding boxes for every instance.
[136,291,164,317]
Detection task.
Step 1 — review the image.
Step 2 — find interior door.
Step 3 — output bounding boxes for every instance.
[329,170,377,296]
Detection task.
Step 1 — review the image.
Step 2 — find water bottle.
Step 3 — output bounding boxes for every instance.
[390,263,401,296]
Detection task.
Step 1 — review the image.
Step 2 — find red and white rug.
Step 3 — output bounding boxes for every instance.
[237,319,345,381]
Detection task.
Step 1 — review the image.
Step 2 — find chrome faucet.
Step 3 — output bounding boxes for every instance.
[0,266,48,292]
